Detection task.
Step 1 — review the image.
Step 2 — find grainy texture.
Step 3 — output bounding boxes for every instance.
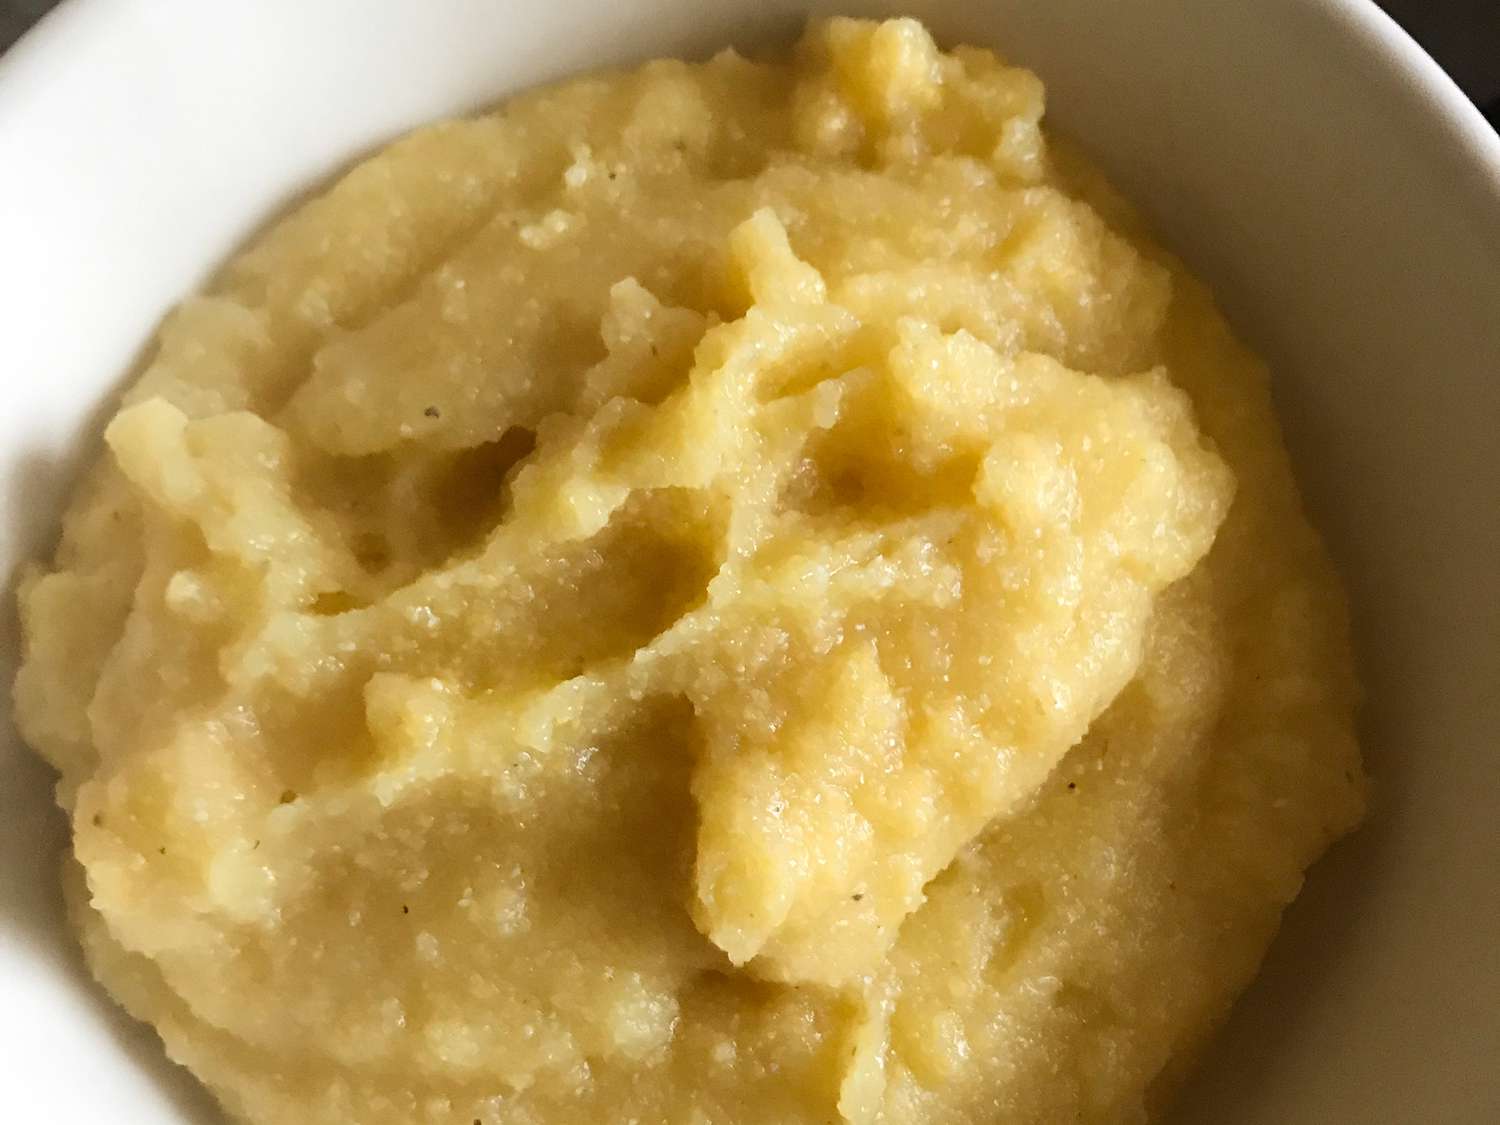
[14,18,1363,1125]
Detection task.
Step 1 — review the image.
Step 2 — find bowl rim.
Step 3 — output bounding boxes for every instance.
[1319,0,1500,187]
[4,0,1499,189]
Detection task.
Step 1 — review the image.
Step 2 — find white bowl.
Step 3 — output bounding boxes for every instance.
[1,1,1496,1121]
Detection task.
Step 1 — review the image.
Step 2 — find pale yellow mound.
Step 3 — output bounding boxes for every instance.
[14,17,1363,1125]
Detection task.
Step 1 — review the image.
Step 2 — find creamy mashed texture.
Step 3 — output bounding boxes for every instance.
[14,17,1363,1125]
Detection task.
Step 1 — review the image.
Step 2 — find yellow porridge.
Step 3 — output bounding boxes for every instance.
[13,17,1363,1125]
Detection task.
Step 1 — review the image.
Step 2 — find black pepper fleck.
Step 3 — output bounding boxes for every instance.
[424,406,441,419]
[1067,782,1077,791]
[402,905,410,915]
[91,813,103,827]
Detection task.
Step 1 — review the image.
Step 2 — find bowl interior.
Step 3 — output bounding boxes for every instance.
[1,1,1497,1121]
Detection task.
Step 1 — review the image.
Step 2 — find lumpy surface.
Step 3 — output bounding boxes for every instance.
[14,18,1363,1125]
